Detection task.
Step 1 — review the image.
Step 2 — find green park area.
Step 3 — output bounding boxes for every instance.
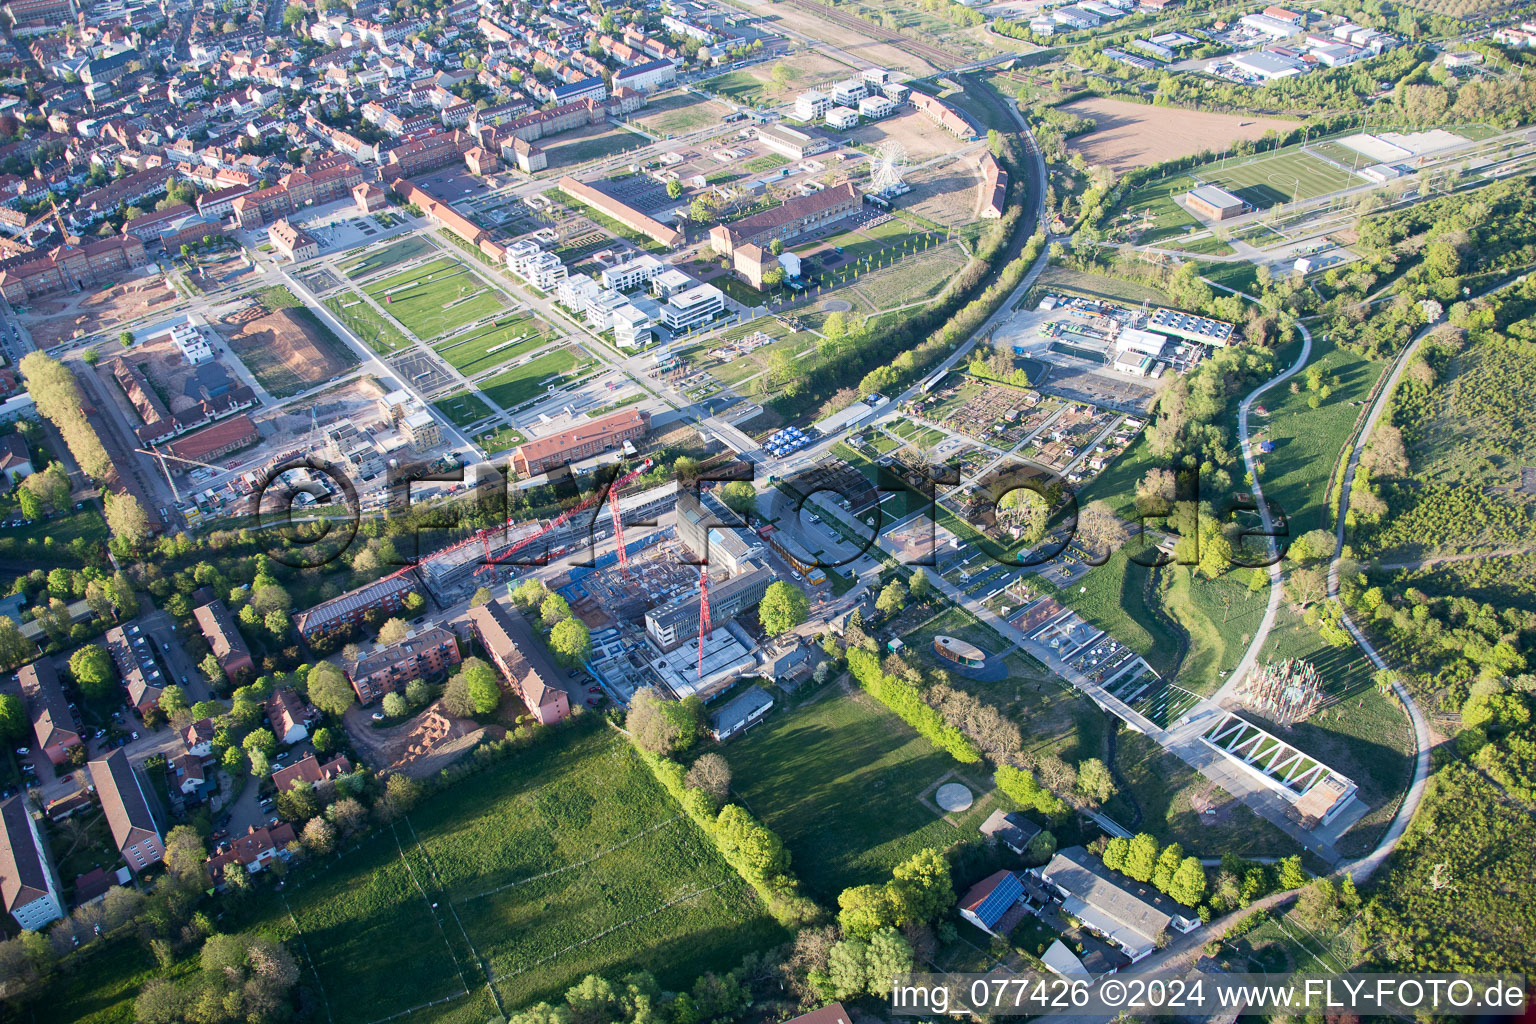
[433,390,495,429]
[323,292,413,355]
[478,348,591,411]
[342,236,436,279]
[362,257,507,339]
[432,313,557,378]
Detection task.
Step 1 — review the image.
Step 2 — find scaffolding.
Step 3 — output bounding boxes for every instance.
[1240,657,1324,727]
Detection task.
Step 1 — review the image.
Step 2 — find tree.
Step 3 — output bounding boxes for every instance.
[470,587,493,607]
[15,487,42,521]
[103,493,151,547]
[242,728,277,760]
[158,685,188,717]
[549,617,590,667]
[890,847,953,926]
[163,825,207,885]
[1076,500,1128,560]
[0,619,31,672]
[307,662,355,716]
[1153,841,1184,893]
[511,578,549,610]
[382,692,408,718]
[666,179,683,199]
[1075,757,1116,806]
[876,580,907,617]
[281,2,305,25]
[719,481,757,518]
[69,644,115,700]
[405,678,431,708]
[199,652,225,689]
[759,580,809,636]
[626,687,704,754]
[770,238,784,256]
[909,568,931,602]
[301,816,336,855]
[1124,832,1159,883]
[1168,856,1207,908]
[684,752,731,807]
[458,657,501,716]
[376,618,410,645]
[1276,854,1308,890]
[540,593,572,628]
[0,695,23,743]
[442,675,476,718]
[311,726,336,755]
[327,797,367,837]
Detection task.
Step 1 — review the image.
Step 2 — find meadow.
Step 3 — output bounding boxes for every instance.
[432,313,556,378]
[362,257,507,339]
[323,292,413,354]
[728,689,995,899]
[478,348,591,411]
[633,92,732,136]
[433,390,495,429]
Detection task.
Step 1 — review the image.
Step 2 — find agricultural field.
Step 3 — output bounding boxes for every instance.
[728,688,996,900]
[343,236,436,279]
[1061,97,1300,174]
[324,291,413,355]
[478,348,591,411]
[434,390,496,428]
[362,257,507,339]
[432,313,557,378]
[633,92,733,137]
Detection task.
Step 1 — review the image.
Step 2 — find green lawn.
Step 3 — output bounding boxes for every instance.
[363,257,507,340]
[728,689,996,900]
[702,70,775,106]
[1158,565,1268,696]
[343,236,436,279]
[542,129,647,166]
[30,934,198,1024]
[634,93,731,136]
[478,424,527,453]
[229,727,784,1021]
[1037,265,1174,307]
[478,348,590,411]
[1047,549,1182,678]
[324,291,412,355]
[432,314,556,378]
[433,391,495,429]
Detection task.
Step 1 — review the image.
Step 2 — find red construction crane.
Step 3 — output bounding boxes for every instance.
[471,458,654,577]
[697,566,711,679]
[610,490,630,576]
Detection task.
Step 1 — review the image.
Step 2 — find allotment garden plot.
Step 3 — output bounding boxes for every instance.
[363,256,508,339]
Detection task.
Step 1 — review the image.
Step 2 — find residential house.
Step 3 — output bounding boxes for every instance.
[266,689,311,746]
[979,808,1043,855]
[89,749,164,874]
[0,433,31,485]
[182,718,215,759]
[18,659,80,766]
[465,601,570,724]
[347,626,461,704]
[206,822,297,881]
[958,869,1028,937]
[0,796,63,931]
[1032,846,1201,961]
[272,753,352,793]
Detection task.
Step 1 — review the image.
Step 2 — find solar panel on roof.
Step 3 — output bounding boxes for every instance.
[973,872,1025,925]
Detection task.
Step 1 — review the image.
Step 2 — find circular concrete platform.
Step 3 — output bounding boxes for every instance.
[936,782,973,812]
[820,298,854,312]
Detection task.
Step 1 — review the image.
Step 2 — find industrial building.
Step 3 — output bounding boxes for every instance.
[1147,307,1235,346]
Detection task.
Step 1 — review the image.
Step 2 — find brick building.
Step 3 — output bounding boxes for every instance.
[17,659,78,766]
[466,601,569,724]
[510,408,649,477]
[708,183,859,256]
[347,626,461,704]
[192,598,254,683]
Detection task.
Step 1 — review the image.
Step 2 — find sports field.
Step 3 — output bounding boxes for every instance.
[1121,148,1360,240]
[342,236,436,279]
[323,291,413,354]
[633,92,732,136]
[241,728,783,1024]
[432,313,557,378]
[728,689,994,899]
[363,257,507,339]
[478,347,590,411]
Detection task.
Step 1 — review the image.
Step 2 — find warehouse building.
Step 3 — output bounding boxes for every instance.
[1147,307,1235,347]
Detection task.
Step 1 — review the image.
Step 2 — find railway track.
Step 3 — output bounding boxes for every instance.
[776,0,963,69]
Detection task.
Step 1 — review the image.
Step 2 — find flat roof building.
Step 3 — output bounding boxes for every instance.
[645,562,774,652]
[1147,307,1235,347]
[1185,184,1248,222]
[1033,846,1201,961]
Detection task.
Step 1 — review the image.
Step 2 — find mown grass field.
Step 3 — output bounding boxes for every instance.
[343,236,436,279]
[363,257,506,339]
[633,92,731,136]
[324,291,413,354]
[728,689,994,900]
[433,391,494,428]
[222,728,783,1024]
[432,314,556,378]
[1044,548,1182,678]
[479,348,590,411]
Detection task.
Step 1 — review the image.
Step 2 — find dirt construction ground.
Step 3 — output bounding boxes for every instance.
[1061,97,1300,173]
[220,303,351,394]
[343,700,490,778]
[26,276,182,349]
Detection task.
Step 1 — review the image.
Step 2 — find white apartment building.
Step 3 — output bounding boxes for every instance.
[651,267,695,299]
[858,95,896,119]
[612,303,655,348]
[825,107,859,130]
[169,318,214,364]
[828,78,868,106]
[600,253,664,292]
[660,284,724,332]
[506,240,569,290]
[0,797,64,932]
[794,90,830,121]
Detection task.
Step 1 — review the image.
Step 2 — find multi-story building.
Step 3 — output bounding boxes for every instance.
[828,78,868,106]
[660,283,725,332]
[612,304,654,349]
[0,796,63,930]
[599,253,664,292]
[644,563,774,651]
[794,90,830,121]
[709,183,859,256]
[510,408,650,476]
[18,660,79,767]
[193,598,254,682]
[755,125,832,161]
[104,624,165,713]
[169,319,214,364]
[558,177,683,248]
[268,218,319,261]
[231,158,366,229]
[675,490,762,574]
[295,574,419,641]
[466,601,570,724]
[165,415,259,466]
[347,626,461,703]
[0,235,149,304]
[89,749,164,874]
[505,242,568,290]
[612,57,677,93]
[325,421,384,480]
[402,409,440,450]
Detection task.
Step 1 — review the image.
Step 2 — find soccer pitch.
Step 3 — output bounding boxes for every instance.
[1200,149,1360,207]
[363,256,508,339]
